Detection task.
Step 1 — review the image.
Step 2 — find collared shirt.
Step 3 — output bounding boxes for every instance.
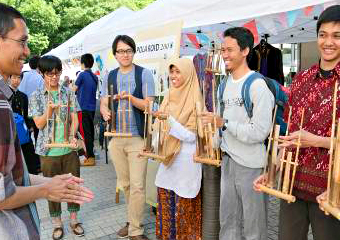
[28,85,78,156]
[0,75,40,239]
[285,61,340,202]
[18,70,44,99]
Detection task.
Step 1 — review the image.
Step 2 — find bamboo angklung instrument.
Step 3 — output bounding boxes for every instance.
[46,83,78,149]
[258,105,305,203]
[319,81,340,220]
[194,44,222,167]
[104,74,132,138]
[139,81,168,162]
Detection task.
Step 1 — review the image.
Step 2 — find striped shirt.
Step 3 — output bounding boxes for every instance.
[0,76,40,239]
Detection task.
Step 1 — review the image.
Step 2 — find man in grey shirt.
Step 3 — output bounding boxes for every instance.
[201,27,274,240]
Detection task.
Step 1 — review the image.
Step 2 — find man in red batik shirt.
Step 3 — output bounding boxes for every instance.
[254,5,340,240]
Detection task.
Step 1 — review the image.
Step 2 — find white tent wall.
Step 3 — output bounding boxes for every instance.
[83,0,337,55]
[47,7,134,61]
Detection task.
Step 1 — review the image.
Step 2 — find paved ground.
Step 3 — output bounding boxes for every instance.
[37,148,313,240]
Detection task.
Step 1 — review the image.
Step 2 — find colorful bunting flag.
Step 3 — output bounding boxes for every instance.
[287,10,299,27]
[186,33,200,49]
[243,20,259,44]
[304,6,314,16]
[278,12,288,29]
[197,33,210,46]
[257,15,277,35]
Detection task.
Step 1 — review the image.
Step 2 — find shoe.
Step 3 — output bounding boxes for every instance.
[117,222,129,238]
[69,222,84,237]
[129,235,149,240]
[52,227,64,240]
[82,157,95,166]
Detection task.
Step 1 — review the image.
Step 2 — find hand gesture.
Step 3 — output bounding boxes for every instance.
[43,174,94,205]
[279,129,319,148]
[253,174,268,192]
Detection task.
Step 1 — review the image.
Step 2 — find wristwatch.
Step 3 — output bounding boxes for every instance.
[222,119,228,131]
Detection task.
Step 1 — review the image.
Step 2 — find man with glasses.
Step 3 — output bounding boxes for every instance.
[0,3,93,239]
[100,35,155,240]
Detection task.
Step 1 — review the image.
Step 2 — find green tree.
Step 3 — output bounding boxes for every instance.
[2,0,156,55]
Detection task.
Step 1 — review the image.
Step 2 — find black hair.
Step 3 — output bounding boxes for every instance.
[80,53,94,68]
[223,27,254,58]
[317,5,340,34]
[112,35,136,55]
[38,55,62,76]
[0,3,26,37]
[29,56,40,69]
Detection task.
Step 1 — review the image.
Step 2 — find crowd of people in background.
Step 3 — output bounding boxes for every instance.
[0,2,340,240]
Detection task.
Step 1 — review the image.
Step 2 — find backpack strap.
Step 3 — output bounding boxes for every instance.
[218,76,227,116]
[241,72,264,119]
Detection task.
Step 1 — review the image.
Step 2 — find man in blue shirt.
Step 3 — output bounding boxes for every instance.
[75,53,98,166]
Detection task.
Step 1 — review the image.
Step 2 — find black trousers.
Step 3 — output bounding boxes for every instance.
[279,198,340,240]
[78,110,95,158]
[21,141,40,174]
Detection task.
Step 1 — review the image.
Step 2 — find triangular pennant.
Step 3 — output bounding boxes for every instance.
[186,33,200,49]
[278,12,288,29]
[243,20,259,44]
[287,10,299,27]
[197,33,210,46]
[304,6,314,16]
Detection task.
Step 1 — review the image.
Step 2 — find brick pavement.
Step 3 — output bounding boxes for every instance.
[37,149,313,240]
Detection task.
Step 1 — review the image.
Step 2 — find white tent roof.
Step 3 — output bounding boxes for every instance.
[47,7,134,60]
[83,0,337,54]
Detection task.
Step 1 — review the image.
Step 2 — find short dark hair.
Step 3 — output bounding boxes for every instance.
[80,53,94,68]
[0,3,25,37]
[112,35,136,55]
[317,5,340,34]
[38,55,62,75]
[29,56,40,69]
[223,27,254,56]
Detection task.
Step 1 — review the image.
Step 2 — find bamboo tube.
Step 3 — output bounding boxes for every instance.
[259,185,296,203]
[282,152,293,194]
[194,156,221,167]
[289,109,305,195]
[278,106,292,191]
[334,119,340,183]
[268,125,280,188]
[320,201,340,220]
[46,143,77,148]
[327,81,338,203]
[104,132,132,137]
[145,101,153,152]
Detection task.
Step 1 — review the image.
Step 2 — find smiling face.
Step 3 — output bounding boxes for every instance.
[0,18,30,78]
[43,69,61,89]
[169,65,185,88]
[221,36,249,73]
[114,41,134,68]
[318,21,340,69]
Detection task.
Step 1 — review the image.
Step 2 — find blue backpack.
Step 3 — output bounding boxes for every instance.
[13,113,31,145]
[218,72,288,135]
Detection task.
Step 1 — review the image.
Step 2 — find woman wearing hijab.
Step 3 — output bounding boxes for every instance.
[154,58,203,240]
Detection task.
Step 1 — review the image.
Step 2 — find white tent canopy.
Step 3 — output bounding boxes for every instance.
[83,0,338,54]
[47,7,134,60]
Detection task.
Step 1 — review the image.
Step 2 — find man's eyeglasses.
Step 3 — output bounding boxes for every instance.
[116,49,134,55]
[45,71,62,77]
[0,36,29,48]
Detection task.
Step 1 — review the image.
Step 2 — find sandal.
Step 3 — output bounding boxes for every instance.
[70,222,85,237]
[52,227,64,240]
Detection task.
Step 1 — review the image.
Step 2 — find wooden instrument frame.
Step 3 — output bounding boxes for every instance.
[194,44,222,167]
[104,74,133,138]
[319,81,340,220]
[257,105,305,203]
[45,83,77,149]
[139,95,168,162]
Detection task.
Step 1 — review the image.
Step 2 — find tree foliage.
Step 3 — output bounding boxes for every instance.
[3,0,156,56]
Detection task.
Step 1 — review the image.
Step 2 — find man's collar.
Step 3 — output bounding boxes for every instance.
[0,75,13,100]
